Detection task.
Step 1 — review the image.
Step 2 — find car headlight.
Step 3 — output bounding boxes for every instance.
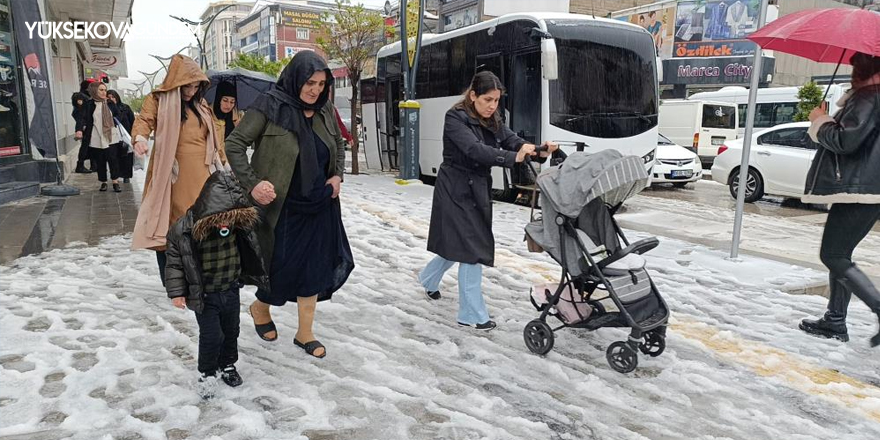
[642,149,655,164]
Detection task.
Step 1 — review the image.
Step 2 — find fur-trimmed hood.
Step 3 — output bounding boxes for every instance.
[189,171,259,241]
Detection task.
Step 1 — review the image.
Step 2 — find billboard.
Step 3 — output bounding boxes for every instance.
[619,5,676,59]
[281,9,321,29]
[673,0,761,58]
[662,56,775,85]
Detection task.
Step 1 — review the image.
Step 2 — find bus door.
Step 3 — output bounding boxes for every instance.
[382,75,402,170]
[509,51,542,187]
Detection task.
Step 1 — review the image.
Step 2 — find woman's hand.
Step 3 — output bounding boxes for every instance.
[74,131,82,140]
[172,297,186,309]
[539,141,559,158]
[809,106,827,122]
[326,175,342,198]
[134,140,149,156]
[516,144,537,163]
[251,180,276,205]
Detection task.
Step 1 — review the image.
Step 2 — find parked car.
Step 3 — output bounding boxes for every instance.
[652,134,703,187]
[711,122,813,203]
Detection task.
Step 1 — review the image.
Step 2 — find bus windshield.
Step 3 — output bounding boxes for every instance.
[546,20,658,139]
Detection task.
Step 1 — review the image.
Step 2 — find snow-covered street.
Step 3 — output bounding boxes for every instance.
[2,172,880,440]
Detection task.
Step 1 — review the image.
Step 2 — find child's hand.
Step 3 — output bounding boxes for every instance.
[172,297,186,309]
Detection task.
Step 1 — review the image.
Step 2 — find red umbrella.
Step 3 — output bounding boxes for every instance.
[748,7,880,98]
[748,7,880,64]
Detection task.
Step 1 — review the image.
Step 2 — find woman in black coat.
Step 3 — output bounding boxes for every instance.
[419,71,557,330]
[75,82,122,192]
[107,90,135,182]
[800,52,880,347]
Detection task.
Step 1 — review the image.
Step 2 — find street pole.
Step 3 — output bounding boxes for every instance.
[398,0,424,181]
[730,0,769,259]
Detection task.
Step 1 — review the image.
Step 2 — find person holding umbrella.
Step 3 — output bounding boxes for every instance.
[799,52,880,346]
[212,81,241,140]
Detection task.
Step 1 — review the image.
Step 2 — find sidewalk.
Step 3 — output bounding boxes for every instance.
[617,185,880,296]
[0,172,141,265]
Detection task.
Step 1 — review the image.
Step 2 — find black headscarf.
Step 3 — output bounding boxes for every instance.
[213,81,237,139]
[250,51,334,195]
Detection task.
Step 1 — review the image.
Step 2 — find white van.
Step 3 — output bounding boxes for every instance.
[659,99,738,168]
[688,84,851,137]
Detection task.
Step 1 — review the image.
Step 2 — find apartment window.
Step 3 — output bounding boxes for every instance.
[296,28,309,40]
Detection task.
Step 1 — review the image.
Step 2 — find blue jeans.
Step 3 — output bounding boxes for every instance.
[419,255,490,325]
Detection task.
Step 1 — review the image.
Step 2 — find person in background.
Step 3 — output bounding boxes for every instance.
[212,81,241,140]
[107,90,135,183]
[72,79,94,174]
[800,52,880,347]
[334,107,353,147]
[76,82,122,192]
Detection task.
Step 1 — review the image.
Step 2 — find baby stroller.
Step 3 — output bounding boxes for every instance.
[523,149,669,373]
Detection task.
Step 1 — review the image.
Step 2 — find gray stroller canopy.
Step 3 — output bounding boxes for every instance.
[525,150,649,277]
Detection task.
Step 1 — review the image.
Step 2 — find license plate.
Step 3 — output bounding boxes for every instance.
[671,170,693,178]
[711,138,725,146]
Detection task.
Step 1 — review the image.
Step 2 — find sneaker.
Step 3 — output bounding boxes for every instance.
[424,289,441,300]
[458,320,496,331]
[99,183,108,192]
[113,183,121,193]
[220,365,243,387]
[196,373,218,399]
[74,164,93,174]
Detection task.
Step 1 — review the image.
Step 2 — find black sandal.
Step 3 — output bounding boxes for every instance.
[249,303,278,342]
[294,339,326,358]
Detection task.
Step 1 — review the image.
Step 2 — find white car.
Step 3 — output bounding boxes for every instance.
[651,134,703,187]
[711,122,814,203]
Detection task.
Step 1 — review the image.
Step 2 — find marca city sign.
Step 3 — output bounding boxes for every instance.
[662,57,775,85]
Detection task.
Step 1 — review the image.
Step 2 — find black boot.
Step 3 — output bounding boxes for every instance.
[800,276,851,342]
[74,161,93,173]
[838,266,880,347]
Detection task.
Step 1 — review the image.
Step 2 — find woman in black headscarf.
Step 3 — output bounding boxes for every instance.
[212,81,240,139]
[225,51,354,359]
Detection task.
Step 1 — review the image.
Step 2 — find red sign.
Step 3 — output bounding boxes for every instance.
[0,146,22,157]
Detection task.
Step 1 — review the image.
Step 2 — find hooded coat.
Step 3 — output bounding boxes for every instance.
[131,55,228,250]
[165,171,269,313]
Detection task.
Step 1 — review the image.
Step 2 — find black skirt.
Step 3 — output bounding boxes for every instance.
[256,126,354,306]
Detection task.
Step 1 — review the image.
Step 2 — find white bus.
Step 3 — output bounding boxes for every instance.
[687,84,851,137]
[361,12,660,201]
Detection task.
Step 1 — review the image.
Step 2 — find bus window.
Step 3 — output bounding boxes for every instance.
[773,102,797,126]
[509,51,541,144]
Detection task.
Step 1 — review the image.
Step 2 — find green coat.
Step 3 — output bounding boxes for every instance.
[224,102,346,268]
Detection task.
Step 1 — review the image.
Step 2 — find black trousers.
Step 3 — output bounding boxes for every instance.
[156,251,167,286]
[90,145,120,182]
[114,142,134,179]
[195,286,241,375]
[820,203,880,313]
[820,204,880,275]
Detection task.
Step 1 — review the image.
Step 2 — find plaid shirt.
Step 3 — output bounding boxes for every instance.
[199,228,240,293]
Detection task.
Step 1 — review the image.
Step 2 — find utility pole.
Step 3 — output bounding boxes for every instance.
[398,0,425,181]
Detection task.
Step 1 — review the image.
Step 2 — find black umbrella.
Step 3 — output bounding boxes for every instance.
[205,67,276,110]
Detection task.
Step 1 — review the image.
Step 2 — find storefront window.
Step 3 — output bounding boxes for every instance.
[0,0,24,157]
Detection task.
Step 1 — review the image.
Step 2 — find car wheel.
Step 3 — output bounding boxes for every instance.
[728,167,764,203]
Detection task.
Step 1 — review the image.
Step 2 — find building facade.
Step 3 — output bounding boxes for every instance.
[235,1,333,63]
[200,1,254,71]
[0,0,131,204]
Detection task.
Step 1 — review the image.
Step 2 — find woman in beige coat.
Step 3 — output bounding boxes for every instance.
[131,55,228,284]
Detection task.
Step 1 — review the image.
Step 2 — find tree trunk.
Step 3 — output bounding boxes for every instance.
[349,73,361,175]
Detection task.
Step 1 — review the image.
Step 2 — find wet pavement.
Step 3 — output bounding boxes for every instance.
[644,179,880,232]
[0,172,141,265]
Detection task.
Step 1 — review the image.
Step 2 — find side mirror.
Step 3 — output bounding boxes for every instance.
[541,38,559,81]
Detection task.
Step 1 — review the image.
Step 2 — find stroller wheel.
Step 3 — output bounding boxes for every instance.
[639,331,666,357]
[606,341,638,373]
[524,319,555,355]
